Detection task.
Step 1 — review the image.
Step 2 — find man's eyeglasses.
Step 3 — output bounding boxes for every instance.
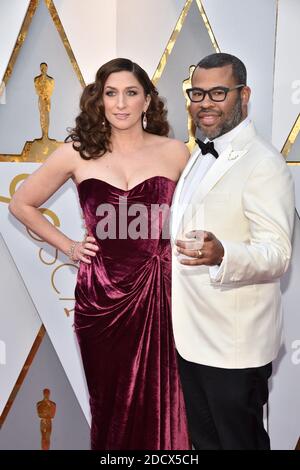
[186,84,245,103]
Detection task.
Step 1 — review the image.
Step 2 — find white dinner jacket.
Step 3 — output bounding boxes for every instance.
[171,122,295,368]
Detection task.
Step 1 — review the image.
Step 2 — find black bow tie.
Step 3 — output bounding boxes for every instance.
[195,138,219,159]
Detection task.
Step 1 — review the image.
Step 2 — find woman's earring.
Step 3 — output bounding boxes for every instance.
[142,112,148,130]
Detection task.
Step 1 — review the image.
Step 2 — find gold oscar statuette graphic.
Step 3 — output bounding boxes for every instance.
[34,62,54,139]
[183,65,196,153]
[36,388,56,450]
[0,61,61,163]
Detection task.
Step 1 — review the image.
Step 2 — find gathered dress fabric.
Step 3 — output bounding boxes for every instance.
[74,176,190,450]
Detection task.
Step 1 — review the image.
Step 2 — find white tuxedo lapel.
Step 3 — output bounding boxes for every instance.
[192,122,256,205]
[189,144,248,204]
[176,122,256,237]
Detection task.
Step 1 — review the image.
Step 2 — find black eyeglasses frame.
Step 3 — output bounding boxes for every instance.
[186,84,245,102]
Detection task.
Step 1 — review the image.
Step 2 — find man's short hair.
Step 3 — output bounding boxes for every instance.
[194,53,247,85]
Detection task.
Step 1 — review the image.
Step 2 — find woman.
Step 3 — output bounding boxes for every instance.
[9,58,190,450]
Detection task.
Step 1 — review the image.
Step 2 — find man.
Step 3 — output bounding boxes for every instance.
[171,53,295,450]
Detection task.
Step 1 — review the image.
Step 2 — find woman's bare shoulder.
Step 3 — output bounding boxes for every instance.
[161,138,190,167]
[164,137,189,151]
[56,141,80,158]
[46,141,82,167]
[146,136,189,175]
[148,135,189,153]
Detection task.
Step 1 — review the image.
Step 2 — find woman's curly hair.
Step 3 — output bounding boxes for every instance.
[65,58,169,160]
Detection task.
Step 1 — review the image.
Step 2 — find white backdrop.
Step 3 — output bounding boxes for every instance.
[0,0,299,449]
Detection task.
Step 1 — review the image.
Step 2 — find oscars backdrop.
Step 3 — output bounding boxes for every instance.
[0,0,299,450]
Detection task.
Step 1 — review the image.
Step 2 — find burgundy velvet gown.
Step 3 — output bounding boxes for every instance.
[74,176,189,450]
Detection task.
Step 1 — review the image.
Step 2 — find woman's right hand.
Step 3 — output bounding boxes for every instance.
[69,236,99,264]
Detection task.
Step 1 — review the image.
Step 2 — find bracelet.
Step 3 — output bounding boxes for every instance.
[67,241,78,262]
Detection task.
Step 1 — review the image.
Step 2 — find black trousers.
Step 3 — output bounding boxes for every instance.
[177,352,272,450]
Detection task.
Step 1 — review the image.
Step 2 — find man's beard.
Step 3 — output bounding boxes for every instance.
[198,96,243,140]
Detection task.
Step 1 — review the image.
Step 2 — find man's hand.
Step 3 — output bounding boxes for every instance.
[176,230,224,266]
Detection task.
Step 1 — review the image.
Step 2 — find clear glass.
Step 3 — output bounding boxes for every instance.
[175,229,204,262]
